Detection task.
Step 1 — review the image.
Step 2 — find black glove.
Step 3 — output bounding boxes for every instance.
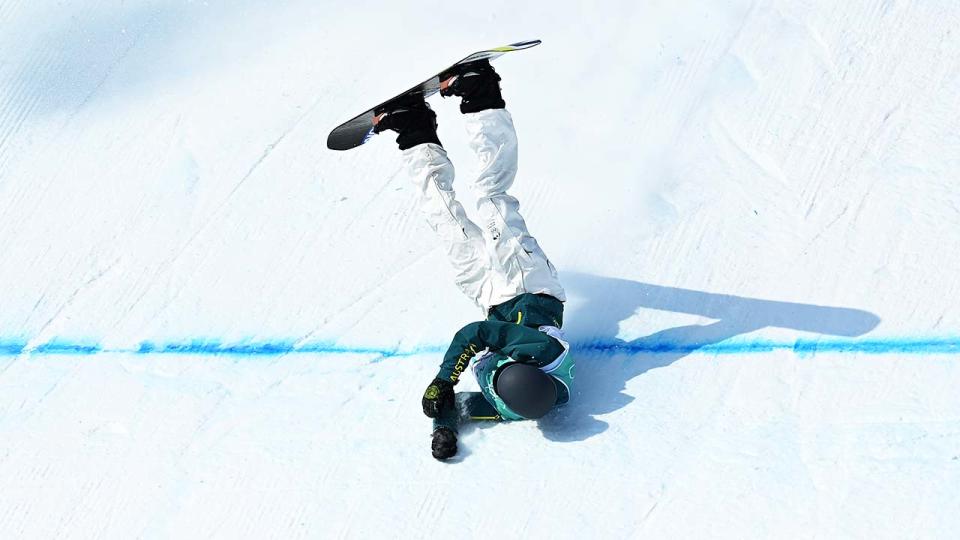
[431,427,458,460]
[421,377,454,418]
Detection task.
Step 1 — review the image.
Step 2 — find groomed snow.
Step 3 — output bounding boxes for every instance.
[1,1,959,538]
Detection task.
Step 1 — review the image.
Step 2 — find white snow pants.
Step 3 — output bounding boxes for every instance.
[401,108,565,312]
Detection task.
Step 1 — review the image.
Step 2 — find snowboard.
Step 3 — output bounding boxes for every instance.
[326,39,541,151]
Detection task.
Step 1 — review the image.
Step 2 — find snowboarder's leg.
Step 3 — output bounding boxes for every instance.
[441,60,565,303]
[402,144,492,307]
[463,108,566,304]
[376,96,492,308]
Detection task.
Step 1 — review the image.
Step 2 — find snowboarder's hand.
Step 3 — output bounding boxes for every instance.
[422,377,454,418]
[431,427,457,460]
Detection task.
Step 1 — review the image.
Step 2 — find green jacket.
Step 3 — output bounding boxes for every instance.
[437,293,575,420]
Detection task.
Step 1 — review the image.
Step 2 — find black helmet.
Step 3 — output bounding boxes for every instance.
[494,362,557,419]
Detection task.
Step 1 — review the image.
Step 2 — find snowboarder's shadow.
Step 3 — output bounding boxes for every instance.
[535,272,881,442]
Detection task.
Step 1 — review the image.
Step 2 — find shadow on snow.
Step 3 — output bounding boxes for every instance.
[534,272,881,443]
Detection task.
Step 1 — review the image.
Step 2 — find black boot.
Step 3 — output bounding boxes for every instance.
[439,59,506,114]
[373,94,442,150]
[431,427,457,460]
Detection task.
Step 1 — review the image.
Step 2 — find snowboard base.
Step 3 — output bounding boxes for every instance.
[326,40,541,151]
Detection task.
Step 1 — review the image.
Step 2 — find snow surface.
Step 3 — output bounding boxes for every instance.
[2,0,959,538]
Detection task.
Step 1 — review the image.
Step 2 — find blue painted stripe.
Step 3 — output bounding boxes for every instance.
[34,342,102,354]
[578,338,960,355]
[0,341,26,355]
[0,337,957,357]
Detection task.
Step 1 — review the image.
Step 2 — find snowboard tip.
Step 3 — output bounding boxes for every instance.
[498,39,541,51]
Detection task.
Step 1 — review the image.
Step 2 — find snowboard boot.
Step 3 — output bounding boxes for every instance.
[439,59,505,114]
[373,94,442,150]
[431,426,458,460]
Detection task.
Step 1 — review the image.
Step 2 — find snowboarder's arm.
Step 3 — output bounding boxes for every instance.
[437,321,565,384]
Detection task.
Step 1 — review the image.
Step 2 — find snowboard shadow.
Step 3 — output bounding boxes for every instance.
[535,272,881,443]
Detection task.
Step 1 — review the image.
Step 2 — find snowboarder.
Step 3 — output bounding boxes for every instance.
[373,60,574,460]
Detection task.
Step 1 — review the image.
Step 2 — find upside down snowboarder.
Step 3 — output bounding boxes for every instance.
[373,60,574,460]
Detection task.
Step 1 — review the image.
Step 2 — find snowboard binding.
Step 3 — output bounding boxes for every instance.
[439,59,505,114]
[328,40,539,150]
[372,94,442,150]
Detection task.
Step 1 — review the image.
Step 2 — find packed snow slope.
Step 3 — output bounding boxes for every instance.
[2,1,959,538]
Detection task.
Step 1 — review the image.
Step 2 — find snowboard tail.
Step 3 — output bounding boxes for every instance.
[326,39,541,151]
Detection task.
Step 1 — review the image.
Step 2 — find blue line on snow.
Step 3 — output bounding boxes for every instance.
[578,338,960,355]
[34,342,102,354]
[0,337,958,357]
[0,341,26,355]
